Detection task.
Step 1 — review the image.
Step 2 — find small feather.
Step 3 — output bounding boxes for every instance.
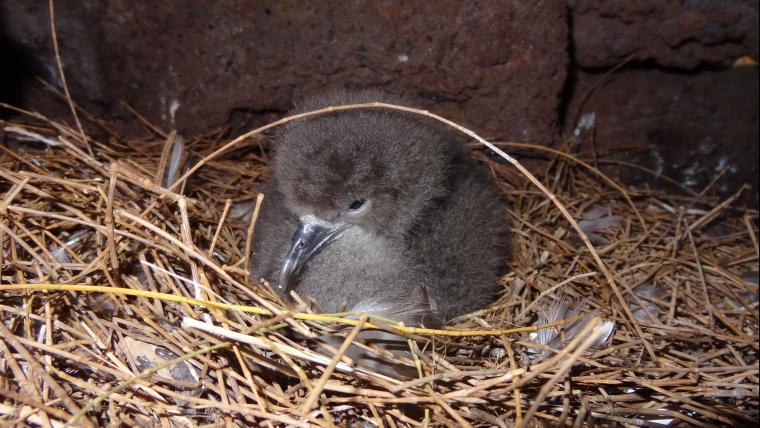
[163,135,185,188]
[229,200,256,221]
[578,206,621,245]
[628,281,668,321]
[49,230,90,264]
[528,294,615,362]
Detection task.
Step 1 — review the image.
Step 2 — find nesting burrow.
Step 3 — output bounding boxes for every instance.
[0,99,757,427]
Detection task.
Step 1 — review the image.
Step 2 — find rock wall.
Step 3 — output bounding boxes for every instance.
[567,0,758,202]
[0,0,757,201]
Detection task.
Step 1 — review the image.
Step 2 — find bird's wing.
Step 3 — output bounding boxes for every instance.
[411,158,510,319]
[249,179,298,286]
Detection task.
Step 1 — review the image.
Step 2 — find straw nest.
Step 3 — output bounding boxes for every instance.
[0,101,757,427]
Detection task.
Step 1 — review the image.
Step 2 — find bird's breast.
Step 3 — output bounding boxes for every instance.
[290,228,413,313]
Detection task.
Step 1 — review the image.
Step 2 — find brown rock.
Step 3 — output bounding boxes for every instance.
[1,1,757,203]
[1,1,568,143]
[570,0,759,69]
[565,66,759,202]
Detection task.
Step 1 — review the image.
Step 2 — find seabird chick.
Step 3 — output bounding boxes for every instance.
[251,90,509,372]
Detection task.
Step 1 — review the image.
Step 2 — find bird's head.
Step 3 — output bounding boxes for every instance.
[272,90,454,291]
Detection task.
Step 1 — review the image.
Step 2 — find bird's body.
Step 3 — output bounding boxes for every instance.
[251,90,509,329]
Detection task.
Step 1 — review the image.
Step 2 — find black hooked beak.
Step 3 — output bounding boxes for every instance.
[279,214,348,293]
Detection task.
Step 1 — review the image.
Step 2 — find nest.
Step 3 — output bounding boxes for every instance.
[0,101,757,427]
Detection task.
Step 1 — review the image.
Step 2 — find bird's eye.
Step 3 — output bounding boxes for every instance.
[347,199,366,211]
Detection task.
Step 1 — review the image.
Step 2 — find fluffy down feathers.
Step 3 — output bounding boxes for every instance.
[251,89,509,323]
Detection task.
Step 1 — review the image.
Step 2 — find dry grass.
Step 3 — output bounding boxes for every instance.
[0,102,757,427]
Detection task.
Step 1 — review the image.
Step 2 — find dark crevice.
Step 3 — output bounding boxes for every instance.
[227,107,287,137]
[0,9,39,114]
[557,6,576,139]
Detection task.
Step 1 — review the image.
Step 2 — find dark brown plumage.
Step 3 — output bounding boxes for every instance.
[252,89,509,323]
[250,90,509,374]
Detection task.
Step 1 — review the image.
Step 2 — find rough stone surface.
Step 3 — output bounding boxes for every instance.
[1,1,758,202]
[570,0,759,69]
[0,0,568,143]
[565,67,759,202]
